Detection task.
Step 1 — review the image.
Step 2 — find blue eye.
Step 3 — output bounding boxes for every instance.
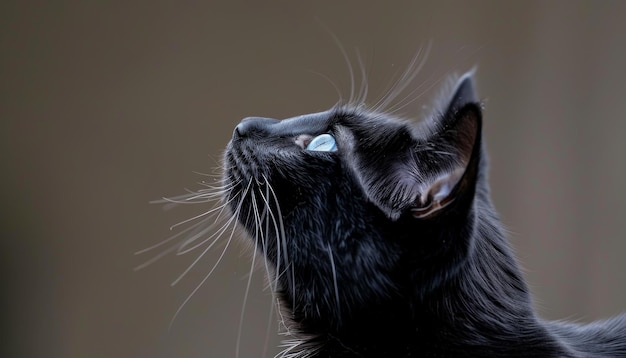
[306,133,337,152]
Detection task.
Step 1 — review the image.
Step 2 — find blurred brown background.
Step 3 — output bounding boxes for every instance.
[2,1,626,357]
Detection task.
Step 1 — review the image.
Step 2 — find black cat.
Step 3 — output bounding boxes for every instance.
[219,73,626,357]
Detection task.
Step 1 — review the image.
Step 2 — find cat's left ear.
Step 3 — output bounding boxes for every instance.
[411,73,482,219]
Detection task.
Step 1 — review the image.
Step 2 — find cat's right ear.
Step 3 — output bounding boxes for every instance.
[411,74,482,219]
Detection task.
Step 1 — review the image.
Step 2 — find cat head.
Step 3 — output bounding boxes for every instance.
[224,73,484,329]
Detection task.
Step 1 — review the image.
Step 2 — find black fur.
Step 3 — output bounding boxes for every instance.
[223,74,626,357]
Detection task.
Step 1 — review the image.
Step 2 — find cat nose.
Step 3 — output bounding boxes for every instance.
[233,117,280,139]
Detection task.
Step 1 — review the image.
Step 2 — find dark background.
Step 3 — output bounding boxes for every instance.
[2,1,626,357]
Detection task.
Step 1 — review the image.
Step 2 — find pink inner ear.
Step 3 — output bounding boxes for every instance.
[433,181,453,202]
[430,167,464,201]
[412,167,465,219]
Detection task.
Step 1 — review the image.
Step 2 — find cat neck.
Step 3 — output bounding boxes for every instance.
[279,215,570,357]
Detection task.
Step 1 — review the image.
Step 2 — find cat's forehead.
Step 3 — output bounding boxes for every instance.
[280,107,417,134]
[241,107,424,148]
[332,107,432,147]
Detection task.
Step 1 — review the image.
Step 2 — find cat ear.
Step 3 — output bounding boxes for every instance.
[411,73,481,219]
[445,71,478,111]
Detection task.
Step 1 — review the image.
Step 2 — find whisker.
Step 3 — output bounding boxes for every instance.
[263,175,290,291]
[174,219,225,255]
[195,178,240,191]
[170,182,252,286]
[134,214,210,256]
[431,150,456,157]
[157,192,224,208]
[151,180,238,205]
[170,180,252,286]
[168,213,240,330]
[250,190,274,289]
[378,42,432,113]
[170,210,235,286]
[137,192,238,268]
[308,70,344,104]
[235,187,267,358]
[133,217,217,271]
[368,67,409,112]
[256,183,282,292]
[235,200,260,358]
[384,73,443,116]
[326,244,341,317]
[134,241,182,271]
[262,294,276,358]
[355,48,369,106]
[370,41,432,113]
[191,169,223,179]
[262,192,274,290]
[167,180,251,329]
[320,23,356,105]
[176,201,234,254]
[167,199,232,231]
